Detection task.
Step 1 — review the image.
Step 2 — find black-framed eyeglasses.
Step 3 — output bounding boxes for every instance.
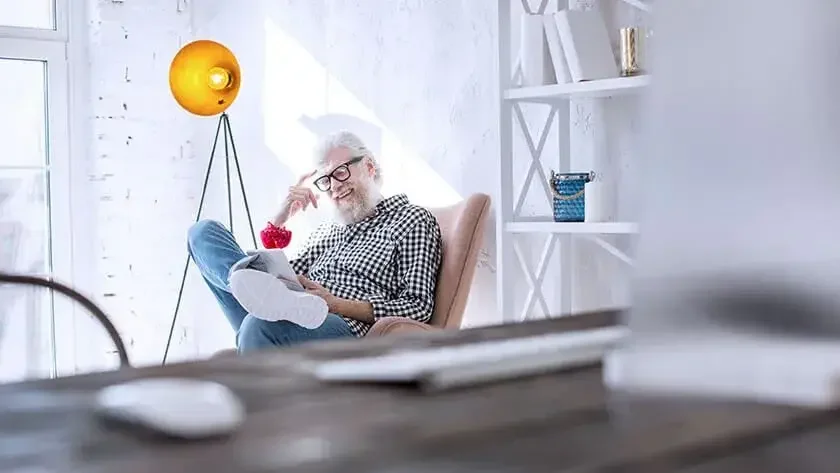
[313,156,364,192]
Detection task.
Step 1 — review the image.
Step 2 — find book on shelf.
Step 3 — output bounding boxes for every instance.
[553,9,618,82]
[542,14,572,84]
[519,13,555,86]
[515,9,620,89]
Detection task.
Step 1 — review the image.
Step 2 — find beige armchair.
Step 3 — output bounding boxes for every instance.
[367,193,491,336]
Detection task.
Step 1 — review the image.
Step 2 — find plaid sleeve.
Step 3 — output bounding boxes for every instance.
[367,212,442,323]
[289,224,340,276]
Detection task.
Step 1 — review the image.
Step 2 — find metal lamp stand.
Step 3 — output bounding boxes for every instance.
[162,113,256,364]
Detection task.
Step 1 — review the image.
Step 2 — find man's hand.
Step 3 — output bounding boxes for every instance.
[272,170,320,227]
[298,275,336,308]
[298,275,375,324]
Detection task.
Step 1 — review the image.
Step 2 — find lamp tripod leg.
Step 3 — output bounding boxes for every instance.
[224,114,258,249]
[223,115,234,233]
[162,114,225,365]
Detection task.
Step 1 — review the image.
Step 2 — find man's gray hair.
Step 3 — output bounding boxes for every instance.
[314,130,382,184]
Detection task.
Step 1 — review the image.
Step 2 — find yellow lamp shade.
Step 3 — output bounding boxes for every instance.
[169,40,241,116]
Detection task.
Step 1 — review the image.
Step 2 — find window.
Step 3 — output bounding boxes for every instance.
[0,1,72,382]
[0,0,55,29]
[0,0,66,39]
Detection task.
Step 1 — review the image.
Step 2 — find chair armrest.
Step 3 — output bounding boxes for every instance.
[368,317,439,337]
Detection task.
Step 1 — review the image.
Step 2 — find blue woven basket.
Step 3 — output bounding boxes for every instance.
[550,171,594,222]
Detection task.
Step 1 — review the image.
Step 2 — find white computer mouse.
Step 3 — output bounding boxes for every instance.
[94,377,245,439]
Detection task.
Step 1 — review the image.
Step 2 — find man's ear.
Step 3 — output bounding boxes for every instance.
[364,157,376,177]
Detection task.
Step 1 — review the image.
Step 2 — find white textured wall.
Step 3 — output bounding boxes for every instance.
[74,0,224,372]
[71,0,642,373]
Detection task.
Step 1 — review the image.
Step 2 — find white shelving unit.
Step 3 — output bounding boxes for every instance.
[504,75,651,102]
[619,0,652,12]
[495,0,651,323]
[505,221,638,234]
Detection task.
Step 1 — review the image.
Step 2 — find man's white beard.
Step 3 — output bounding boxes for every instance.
[330,181,382,225]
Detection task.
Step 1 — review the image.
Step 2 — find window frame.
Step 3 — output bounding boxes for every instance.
[0,0,68,41]
[0,0,74,379]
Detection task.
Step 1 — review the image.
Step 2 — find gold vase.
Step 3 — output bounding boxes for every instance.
[620,27,641,76]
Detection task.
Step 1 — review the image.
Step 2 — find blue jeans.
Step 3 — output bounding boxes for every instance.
[186,219,355,354]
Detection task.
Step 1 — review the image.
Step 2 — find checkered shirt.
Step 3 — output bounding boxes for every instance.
[290,194,443,336]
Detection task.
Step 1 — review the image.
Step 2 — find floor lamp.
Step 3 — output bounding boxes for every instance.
[162,40,257,364]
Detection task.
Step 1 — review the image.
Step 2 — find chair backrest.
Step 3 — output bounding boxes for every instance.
[426,193,491,329]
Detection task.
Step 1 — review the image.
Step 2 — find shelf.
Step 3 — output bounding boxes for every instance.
[504,75,651,102]
[505,221,638,234]
[619,0,652,12]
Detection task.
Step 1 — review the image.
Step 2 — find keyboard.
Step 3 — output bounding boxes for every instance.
[313,326,629,390]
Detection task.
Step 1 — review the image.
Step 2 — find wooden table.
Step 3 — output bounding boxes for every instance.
[2,310,839,472]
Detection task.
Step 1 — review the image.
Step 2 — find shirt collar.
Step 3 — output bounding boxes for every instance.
[374,194,409,215]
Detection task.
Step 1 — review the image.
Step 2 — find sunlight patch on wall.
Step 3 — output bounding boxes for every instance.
[262,17,326,178]
[262,18,461,222]
[324,75,462,209]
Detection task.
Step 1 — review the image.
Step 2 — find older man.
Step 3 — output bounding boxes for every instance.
[187,131,443,353]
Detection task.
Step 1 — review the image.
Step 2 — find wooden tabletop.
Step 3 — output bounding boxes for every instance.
[2,310,839,472]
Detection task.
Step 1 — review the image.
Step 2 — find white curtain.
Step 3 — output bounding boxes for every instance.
[0,174,48,378]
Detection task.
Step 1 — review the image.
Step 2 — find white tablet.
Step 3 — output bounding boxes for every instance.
[229,249,305,292]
